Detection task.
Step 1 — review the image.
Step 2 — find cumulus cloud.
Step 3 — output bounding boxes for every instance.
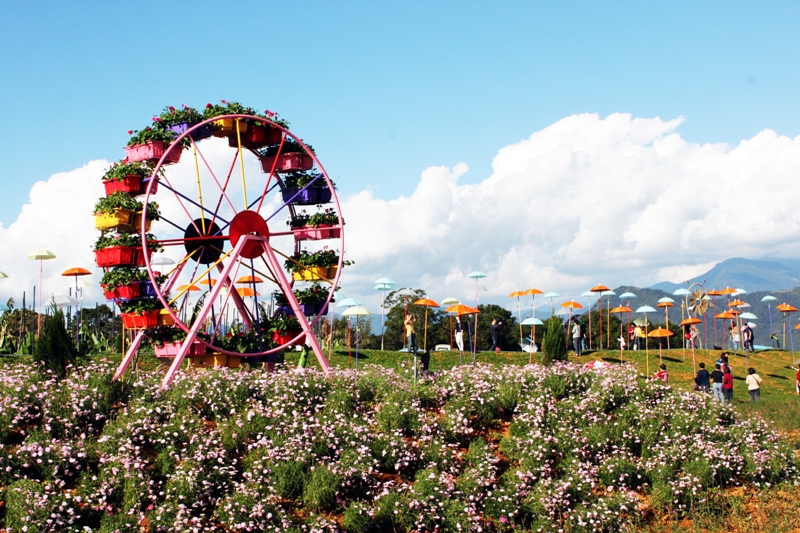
[2,113,800,317]
[340,113,800,310]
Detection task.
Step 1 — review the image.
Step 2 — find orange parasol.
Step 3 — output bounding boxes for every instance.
[236,287,259,297]
[236,275,263,284]
[611,306,631,359]
[610,306,632,313]
[680,317,702,326]
[523,288,544,348]
[657,302,674,308]
[414,298,440,352]
[589,285,610,349]
[199,278,218,286]
[509,291,526,345]
[446,304,480,316]
[648,327,674,365]
[176,284,201,292]
[715,311,736,319]
[776,303,798,313]
[561,300,584,309]
[720,287,738,295]
[706,289,723,296]
[61,267,91,277]
[523,288,544,296]
[777,303,799,353]
[728,299,745,307]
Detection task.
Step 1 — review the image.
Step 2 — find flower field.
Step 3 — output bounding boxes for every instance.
[0,359,796,532]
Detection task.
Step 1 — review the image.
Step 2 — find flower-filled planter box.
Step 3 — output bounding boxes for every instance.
[294,224,341,241]
[95,246,139,268]
[275,304,295,316]
[189,352,228,368]
[120,310,159,329]
[292,266,329,281]
[212,118,248,137]
[131,211,154,233]
[101,284,118,301]
[141,280,158,298]
[103,175,141,196]
[115,283,142,301]
[154,340,206,359]
[301,301,328,316]
[95,208,135,232]
[227,125,282,150]
[281,186,332,206]
[158,309,175,326]
[168,122,214,141]
[272,331,305,346]
[135,247,153,267]
[327,265,339,278]
[124,141,182,164]
[260,153,314,173]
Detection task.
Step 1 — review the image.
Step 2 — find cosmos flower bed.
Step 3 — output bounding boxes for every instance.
[0,360,795,533]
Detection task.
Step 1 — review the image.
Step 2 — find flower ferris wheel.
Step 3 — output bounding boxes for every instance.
[100,102,344,389]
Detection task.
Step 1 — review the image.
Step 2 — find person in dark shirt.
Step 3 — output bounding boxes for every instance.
[710,363,724,401]
[695,362,711,392]
[489,319,503,351]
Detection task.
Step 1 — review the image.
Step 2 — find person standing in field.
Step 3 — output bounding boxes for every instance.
[710,363,724,400]
[634,325,643,350]
[404,314,417,354]
[695,362,710,392]
[454,315,464,352]
[572,320,583,356]
[722,367,734,402]
[489,319,503,351]
[745,367,762,402]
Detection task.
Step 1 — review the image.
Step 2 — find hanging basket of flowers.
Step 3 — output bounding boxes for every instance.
[120,309,160,329]
[102,161,161,197]
[227,123,283,150]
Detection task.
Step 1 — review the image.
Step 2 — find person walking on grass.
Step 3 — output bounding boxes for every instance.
[489,319,503,352]
[745,367,763,402]
[454,315,464,353]
[722,367,734,402]
[711,363,724,400]
[695,362,710,392]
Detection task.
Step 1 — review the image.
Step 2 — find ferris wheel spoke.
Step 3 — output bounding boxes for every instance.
[190,137,240,223]
[216,260,253,329]
[159,177,231,228]
[157,214,191,234]
[169,247,236,306]
[263,175,323,224]
[255,132,287,213]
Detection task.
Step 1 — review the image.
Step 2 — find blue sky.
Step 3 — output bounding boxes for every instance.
[1,1,798,227]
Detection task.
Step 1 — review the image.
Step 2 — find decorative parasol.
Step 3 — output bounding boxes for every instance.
[610,305,632,360]
[648,327,674,366]
[374,277,396,350]
[27,249,56,336]
[413,298,440,352]
[342,306,371,371]
[590,285,610,349]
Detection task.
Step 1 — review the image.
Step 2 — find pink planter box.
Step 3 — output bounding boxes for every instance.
[154,340,207,359]
[124,141,182,164]
[294,225,341,241]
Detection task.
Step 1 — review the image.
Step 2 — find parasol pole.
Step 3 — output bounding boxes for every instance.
[517,295,523,347]
[607,297,611,349]
[598,295,603,351]
[423,307,429,352]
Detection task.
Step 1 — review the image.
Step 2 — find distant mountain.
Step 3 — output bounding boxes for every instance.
[650,258,800,293]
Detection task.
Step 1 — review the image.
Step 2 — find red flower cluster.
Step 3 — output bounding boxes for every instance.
[206,103,212,108]
[221,99,227,104]
[264,109,275,117]
[128,130,133,134]
[152,116,162,122]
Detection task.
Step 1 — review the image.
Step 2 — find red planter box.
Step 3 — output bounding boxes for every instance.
[103,175,141,196]
[294,225,342,241]
[116,283,142,301]
[120,310,159,329]
[95,246,138,268]
[124,141,182,164]
[135,247,153,267]
[227,125,283,150]
[272,331,305,346]
[260,152,314,173]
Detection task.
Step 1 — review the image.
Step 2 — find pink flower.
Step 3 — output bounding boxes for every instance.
[168,106,175,111]
[127,130,133,135]
[500,516,507,523]
[152,117,162,122]
[206,103,212,108]
[221,99,227,104]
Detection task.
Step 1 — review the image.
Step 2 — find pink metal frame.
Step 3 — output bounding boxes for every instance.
[112,114,343,387]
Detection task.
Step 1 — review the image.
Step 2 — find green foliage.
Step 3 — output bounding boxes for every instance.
[156,104,204,126]
[92,231,162,252]
[542,316,567,364]
[302,465,342,512]
[93,191,140,215]
[126,125,177,147]
[102,160,160,182]
[33,301,77,377]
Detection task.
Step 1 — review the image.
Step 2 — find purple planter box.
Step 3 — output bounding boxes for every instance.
[301,301,329,316]
[275,304,295,316]
[281,186,332,206]
[168,122,214,141]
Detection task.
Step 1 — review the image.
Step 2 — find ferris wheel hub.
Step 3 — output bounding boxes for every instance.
[229,210,270,259]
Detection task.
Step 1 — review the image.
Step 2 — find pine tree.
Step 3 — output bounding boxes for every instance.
[541,316,567,365]
[34,301,77,377]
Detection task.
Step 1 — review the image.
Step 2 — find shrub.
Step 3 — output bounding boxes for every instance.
[541,316,567,364]
[33,301,77,377]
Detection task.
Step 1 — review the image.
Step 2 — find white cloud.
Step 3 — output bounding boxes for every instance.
[3,113,800,317]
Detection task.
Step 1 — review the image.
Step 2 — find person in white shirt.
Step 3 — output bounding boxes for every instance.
[745,367,763,402]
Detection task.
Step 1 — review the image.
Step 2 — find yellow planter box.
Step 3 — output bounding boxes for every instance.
[158,309,175,326]
[95,209,133,231]
[189,352,228,368]
[327,265,338,278]
[292,266,329,281]
[212,118,248,137]
[134,211,153,232]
